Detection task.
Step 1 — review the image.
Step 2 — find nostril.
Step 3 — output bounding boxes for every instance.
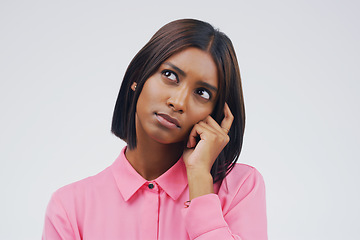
[167,97,185,113]
[168,103,183,113]
[169,103,175,110]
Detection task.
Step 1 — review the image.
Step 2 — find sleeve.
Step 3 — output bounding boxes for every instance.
[42,192,77,240]
[182,168,267,240]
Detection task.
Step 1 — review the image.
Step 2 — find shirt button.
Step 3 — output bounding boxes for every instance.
[148,183,154,189]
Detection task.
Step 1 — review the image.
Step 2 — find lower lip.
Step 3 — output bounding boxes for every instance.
[155,114,179,129]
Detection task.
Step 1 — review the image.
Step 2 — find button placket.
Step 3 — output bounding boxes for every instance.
[141,181,160,239]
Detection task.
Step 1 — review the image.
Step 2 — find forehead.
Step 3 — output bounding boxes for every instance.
[163,47,218,87]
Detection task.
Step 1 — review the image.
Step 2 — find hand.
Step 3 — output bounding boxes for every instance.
[183,103,234,174]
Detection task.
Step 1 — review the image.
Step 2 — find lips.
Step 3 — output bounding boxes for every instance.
[155,113,181,128]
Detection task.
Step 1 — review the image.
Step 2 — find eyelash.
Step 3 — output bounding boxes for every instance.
[161,69,212,101]
[195,88,212,100]
[161,70,178,83]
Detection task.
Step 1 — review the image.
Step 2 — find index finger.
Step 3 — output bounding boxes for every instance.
[221,103,234,133]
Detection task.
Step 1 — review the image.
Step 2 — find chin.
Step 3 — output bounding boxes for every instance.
[150,133,186,145]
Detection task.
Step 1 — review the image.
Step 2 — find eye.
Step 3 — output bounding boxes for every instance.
[195,88,211,100]
[162,70,178,82]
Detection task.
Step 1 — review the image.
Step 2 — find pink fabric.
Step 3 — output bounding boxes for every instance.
[42,147,267,239]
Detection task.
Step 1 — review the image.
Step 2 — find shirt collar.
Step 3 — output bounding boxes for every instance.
[111,147,188,201]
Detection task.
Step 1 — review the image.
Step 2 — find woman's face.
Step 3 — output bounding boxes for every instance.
[135,47,219,145]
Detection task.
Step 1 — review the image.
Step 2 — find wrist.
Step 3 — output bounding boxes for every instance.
[186,170,214,200]
[185,163,212,174]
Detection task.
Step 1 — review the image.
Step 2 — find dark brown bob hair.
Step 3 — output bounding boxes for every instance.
[112,19,245,183]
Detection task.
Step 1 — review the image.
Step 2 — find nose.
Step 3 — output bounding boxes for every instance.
[167,85,189,113]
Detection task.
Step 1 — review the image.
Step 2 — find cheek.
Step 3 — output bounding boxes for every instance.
[187,107,214,125]
[137,81,157,106]
[140,78,164,101]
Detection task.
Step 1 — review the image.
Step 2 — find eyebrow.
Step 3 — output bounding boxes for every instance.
[163,62,186,77]
[196,81,218,92]
[163,62,218,93]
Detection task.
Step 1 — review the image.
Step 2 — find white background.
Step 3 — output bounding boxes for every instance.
[1,0,359,239]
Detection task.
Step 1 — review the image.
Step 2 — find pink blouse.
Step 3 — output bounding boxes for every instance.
[42,147,267,239]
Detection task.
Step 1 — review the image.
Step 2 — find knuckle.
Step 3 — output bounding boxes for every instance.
[224,135,230,143]
[209,132,217,140]
[198,121,206,127]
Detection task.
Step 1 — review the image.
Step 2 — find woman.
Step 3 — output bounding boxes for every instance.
[42,19,267,240]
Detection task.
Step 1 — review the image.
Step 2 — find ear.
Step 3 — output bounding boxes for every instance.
[131,82,137,91]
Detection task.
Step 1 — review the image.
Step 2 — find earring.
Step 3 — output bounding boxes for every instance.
[131,82,137,91]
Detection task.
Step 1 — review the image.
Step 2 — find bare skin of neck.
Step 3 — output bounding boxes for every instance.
[125,133,184,181]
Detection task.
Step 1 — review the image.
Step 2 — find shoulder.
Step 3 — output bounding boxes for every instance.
[224,163,265,189]
[51,165,113,204]
[217,163,266,207]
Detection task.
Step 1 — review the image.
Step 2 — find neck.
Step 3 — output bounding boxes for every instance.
[125,137,184,181]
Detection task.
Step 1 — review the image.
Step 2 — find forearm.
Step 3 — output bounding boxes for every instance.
[183,167,268,240]
[186,169,214,200]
